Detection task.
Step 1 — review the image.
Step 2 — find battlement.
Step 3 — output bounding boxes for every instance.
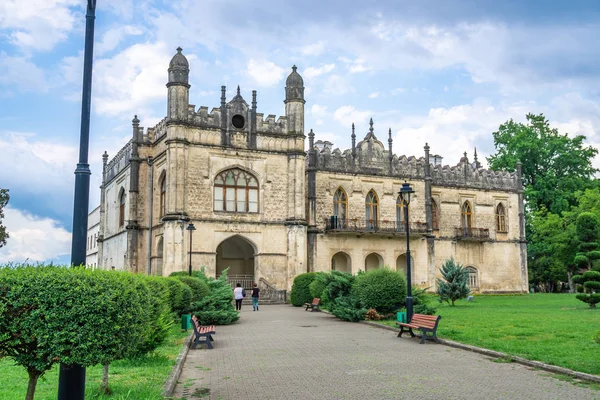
[105,140,133,183]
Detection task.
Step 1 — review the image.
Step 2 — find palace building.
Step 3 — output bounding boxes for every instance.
[89,48,528,297]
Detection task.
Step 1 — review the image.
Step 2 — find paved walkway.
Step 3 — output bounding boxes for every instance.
[173,305,598,400]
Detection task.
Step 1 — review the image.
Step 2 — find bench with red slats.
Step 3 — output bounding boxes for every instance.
[304,298,321,312]
[191,315,216,349]
[396,313,442,344]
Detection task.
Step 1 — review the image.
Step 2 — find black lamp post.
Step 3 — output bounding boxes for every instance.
[399,181,415,323]
[186,223,196,276]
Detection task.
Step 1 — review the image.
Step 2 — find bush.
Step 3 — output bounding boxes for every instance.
[330,295,367,322]
[135,276,173,356]
[322,270,355,303]
[165,277,186,315]
[190,271,239,325]
[309,272,328,301]
[353,268,407,313]
[574,270,600,308]
[175,276,211,303]
[412,286,437,315]
[290,272,316,306]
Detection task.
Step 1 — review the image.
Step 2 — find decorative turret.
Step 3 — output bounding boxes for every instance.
[284,66,305,135]
[166,47,190,122]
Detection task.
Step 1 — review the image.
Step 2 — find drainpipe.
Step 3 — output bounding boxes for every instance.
[147,156,154,275]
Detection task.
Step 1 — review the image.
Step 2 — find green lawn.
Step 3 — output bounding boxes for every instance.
[0,325,189,400]
[378,293,600,375]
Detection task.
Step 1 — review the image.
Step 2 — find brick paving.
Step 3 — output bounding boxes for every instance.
[173,305,598,400]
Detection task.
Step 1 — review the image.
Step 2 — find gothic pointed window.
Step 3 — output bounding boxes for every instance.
[461,201,473,232]
[496,203,507,232]
[214,168,259,213]
[466,267,478,288]
[159,175,166,218]
[119,189,126,227]
[333,188,347,229]
[431,198,439,230]
[365,190,379,230]
[396,195,405,231]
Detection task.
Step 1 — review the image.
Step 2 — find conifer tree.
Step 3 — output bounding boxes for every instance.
[436,258,470,306]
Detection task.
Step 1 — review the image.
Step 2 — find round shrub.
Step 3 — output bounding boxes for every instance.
[353,268,407,313]
[175,276,210,303]
[290,272,316,306]
[165,277,186,315]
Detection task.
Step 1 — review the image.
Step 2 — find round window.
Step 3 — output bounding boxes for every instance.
[232,114,245,129]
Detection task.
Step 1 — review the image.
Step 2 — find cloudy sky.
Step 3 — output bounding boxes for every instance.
[1,0,600,264]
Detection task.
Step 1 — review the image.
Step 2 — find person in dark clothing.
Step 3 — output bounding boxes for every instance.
[251,282,260,311]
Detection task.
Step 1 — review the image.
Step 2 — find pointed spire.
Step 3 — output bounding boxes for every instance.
[252,90,257,108]
[351,123,356,160]
[474,147,478,163]
[132,115,139,124]
[388,128,393,154]
[176,46,182,53]
[351,123,356,140]
[237,85,241,96]
[292,65,297,72]
[221,86,226,106]
[102,151,109,165]
[369,118,374,133]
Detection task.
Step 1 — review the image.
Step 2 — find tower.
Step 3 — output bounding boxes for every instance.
[167,47,190,122]
[284,66,305,135]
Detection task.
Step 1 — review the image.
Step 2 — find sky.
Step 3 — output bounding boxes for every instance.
[1,0,600,264]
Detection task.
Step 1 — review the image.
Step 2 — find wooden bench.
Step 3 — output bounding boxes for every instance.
[191,315,216,349]
[304,298,321,312]
[396,314,442,344]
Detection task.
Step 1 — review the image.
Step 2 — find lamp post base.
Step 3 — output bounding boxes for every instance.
[406,296,414,323]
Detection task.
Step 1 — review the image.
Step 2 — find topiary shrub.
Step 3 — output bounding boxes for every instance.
[165,277,186,315]
[353,268,407,313]
[135,276,173,356]
[290,272,316,306]
[175,276,211,303]
[574,270,600,308]
[191,270,239,325]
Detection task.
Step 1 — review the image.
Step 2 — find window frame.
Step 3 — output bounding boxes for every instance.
[119,189,126,227]
[496,203,507,233]
[466,267,478,288]
[159,175,166,218]
[365,190,379,230]
[461,201,473,230]
[213,168,259,213]
[431,198,439,230]
[333,187,348,228]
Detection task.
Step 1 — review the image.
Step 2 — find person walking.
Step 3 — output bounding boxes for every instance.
[233,283,244,311]
[251,282,260,311]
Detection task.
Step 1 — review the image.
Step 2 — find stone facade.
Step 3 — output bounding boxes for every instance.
[92,48,528,293]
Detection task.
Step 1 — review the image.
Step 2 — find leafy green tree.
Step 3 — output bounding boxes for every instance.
[573,270,600,308]
[436,258,471,306]
[0,189,9,248]
[573,212,600,272]
[487,113,598,215]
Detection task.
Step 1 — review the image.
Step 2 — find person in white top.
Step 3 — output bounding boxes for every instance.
[233,283,245,311]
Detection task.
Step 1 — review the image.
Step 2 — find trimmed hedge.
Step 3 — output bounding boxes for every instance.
[353,268,407,313]
[290,272,316,306]
[174,276,211,304]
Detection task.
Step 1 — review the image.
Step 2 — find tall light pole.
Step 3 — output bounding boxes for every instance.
[399,181,414,323]
[187,223,196,276]
[58,1,96,399]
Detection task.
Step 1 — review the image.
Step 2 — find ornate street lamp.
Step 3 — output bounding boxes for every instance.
[187,223,196,276]
[399,181,415,323]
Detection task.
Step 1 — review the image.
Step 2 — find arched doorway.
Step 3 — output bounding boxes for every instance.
[216,235,256,289]
[331,252,351,273]
[364,253,383,271]
[396,253,415,281]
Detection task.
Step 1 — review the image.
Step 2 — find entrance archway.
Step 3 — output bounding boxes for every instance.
[331,252,351,273]
[364,253,383,271]
[216,235,256,289]
[396,253,415,281]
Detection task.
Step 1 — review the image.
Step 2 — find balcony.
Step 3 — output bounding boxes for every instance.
[323,217,428,236]
[454,227,489,241]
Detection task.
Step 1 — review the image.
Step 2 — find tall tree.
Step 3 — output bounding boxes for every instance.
[487,113,598,215]
[0,189,9,248]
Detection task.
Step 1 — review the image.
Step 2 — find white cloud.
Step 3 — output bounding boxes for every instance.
[247,59,285,87]
[301,41,326,56]
[390,88,405,95]
[334,105,372,126]
[0,206,71,263]
[369,92,379,99]
[311,104,328,117]
[96,25,144,56]
[0,53,47,92]
[304,64,335,79]
[0,0,79,51]
[322,75,353,96]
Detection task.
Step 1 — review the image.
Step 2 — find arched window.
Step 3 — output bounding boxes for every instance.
[119,189,126,227]
[496,203,507,232]
[466,267,478,288]
[214,168,259,213]
[461,201,473,230]
[333,187,347,229]
[365,190,378,230]
[431,198,439,230]
[159,175,166,217]
[396,195,405,231]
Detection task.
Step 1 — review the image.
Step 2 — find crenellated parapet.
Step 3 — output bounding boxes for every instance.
[105,140,133,182]
[431,162,520,191]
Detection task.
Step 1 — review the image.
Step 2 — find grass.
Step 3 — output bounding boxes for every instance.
[376,293,600,375]
[0,325,189,400]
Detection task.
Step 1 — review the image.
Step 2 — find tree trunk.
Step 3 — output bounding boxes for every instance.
[567,270,574,293]
[100,363,111,394]
[26,370,40,400]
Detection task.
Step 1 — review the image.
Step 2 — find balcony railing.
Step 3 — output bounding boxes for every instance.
[324,217,428,234]
[454,227,489,240]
